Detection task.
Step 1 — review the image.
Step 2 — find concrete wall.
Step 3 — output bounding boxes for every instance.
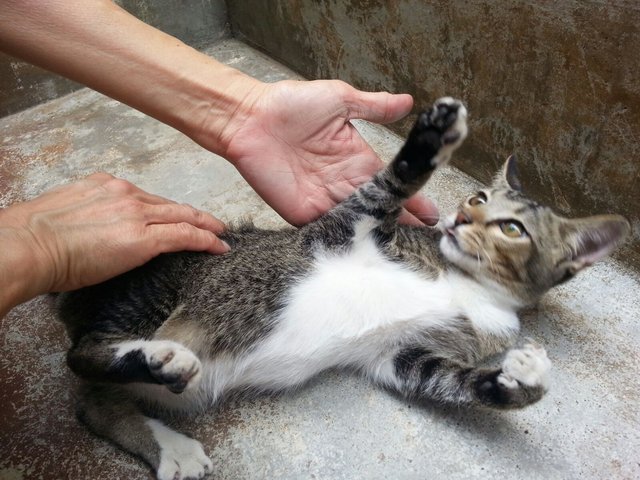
[0,0,229,117]
[228,0,640,266]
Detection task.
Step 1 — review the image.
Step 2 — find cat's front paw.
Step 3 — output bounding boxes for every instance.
[412,97,468,167]
[147,341,202,394]
[498,343,551,390]
[476,343,551,409]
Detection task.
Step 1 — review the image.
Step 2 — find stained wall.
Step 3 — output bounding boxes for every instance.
[228,0,640,265]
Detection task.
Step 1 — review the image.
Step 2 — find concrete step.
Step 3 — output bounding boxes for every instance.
[1,39,638,480]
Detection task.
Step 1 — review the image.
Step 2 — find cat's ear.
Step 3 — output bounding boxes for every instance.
[554,215,631,284]
[492,155,523,191]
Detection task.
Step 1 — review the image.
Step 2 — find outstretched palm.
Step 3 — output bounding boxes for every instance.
[222,80,438,226]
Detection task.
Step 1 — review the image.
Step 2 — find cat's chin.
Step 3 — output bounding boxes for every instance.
[439,234,482,275]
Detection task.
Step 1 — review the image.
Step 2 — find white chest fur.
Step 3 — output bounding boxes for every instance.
[232,235,520,390]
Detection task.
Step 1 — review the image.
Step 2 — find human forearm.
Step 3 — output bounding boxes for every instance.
[0,0,261,156]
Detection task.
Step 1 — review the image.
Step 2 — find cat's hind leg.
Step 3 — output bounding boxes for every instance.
[77,383,212,480]
[68,335,202,394]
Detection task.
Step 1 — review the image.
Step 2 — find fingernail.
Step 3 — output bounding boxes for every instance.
[221,240,231,252]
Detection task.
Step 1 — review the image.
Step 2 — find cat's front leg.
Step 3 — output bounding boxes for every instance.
[476,343,552,408]
[388,97,468,195]
[359,97,468,216]
[386,342,551,409]
[302,97,467,250]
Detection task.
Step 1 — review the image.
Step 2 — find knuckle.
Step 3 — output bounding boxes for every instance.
[334,80,353,98]
[182,203,200,218]
[105,177,135,195]
[332,79,349,90]
[176,221,195,236]
[119,197,146,216]
[86,172,114,182]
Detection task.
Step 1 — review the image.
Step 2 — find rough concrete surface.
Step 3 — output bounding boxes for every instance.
[228,0,640,268]
[1,40,639,480]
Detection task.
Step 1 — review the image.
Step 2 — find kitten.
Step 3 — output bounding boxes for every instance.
[56,98,630,480]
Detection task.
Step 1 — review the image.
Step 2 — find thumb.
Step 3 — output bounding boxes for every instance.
[346,88,413,124]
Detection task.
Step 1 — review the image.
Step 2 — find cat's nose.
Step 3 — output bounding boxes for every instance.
[454,211,472,227]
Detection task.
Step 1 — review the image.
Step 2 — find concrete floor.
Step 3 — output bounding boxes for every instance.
[1,39,639,480]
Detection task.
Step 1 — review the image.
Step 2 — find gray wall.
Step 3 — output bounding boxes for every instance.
[0,0,229,117]
[228,0,640,267]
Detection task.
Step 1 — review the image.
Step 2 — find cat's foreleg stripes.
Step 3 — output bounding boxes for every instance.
[351,97,467,217]
[302,98,467,250]
[390,343,550,409]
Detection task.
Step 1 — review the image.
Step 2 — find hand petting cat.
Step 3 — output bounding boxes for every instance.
[0,174,228,317]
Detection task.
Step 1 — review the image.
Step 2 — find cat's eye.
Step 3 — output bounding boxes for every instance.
[500,221,528,238]
[468,192,487,206]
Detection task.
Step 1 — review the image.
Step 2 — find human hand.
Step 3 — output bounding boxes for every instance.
[210,80,440,226]
[0,174,227,309]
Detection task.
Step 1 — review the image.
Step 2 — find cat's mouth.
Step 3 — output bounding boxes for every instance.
[443,226,475,259]
[443,226,463,251]
[444,227,458,245]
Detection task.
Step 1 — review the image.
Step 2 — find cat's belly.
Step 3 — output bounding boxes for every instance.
[129,241,518,411]
[231,241,457,390]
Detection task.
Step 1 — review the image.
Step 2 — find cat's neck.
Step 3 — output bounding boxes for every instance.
[442,268,522,338]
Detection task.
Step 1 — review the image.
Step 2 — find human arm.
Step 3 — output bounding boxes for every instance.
[0,0,439,226]
[0,174,228,318]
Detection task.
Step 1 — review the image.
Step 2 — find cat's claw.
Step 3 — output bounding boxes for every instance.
[147,341,202,394]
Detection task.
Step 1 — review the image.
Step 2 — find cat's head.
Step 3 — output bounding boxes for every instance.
[440,156,631,305]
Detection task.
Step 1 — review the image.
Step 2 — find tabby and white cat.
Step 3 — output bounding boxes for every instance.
[56,98,629,480]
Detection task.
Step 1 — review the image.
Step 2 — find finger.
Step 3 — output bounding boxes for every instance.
[106,180,179,206]
[134,191,178,206]
[148,223,231,255]
[403,195,440,226]
[346,89,414,124]
[144,203,226,234]
[398,209,428,227]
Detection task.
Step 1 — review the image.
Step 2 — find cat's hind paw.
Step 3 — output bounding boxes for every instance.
[498,343,551,390]
[147,419,213,480]
[147,341,202,394]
